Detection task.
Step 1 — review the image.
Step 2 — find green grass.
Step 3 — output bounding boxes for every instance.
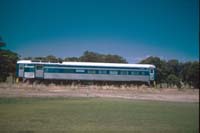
[0,98,198,133]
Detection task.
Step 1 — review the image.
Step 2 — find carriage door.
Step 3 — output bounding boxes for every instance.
[35,64,44,78]
[18,64,24,77]
[149,68,155,81]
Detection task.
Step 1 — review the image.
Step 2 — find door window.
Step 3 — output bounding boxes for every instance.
[150,69,154,73]
[36,65,43,70]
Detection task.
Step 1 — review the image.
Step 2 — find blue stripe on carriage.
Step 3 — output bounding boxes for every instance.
[44,68,149,76]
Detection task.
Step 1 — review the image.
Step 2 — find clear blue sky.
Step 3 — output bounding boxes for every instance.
[0,0,199,63]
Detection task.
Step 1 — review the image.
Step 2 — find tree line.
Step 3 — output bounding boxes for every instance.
[0,39,199,88]
[140,56,199,88]
[23,51,127,64]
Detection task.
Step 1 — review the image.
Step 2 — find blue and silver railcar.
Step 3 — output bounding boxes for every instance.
[16,60,156,84]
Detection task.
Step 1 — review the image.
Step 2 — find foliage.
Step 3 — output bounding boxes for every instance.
[22,51,128,63]
[181,61,199,88]
[166,74,181,88]
[0,39,19,82]
[140,57,199,88]
[167,59,181,76]
[64,57,79,62]
[79,51,127,63]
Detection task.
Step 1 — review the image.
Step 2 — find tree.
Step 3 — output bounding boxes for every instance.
[166,74,181,88]
[104,54,127,63]
[64,57,79,62]
[0,36,19,82]
[167,59,180,76]
[0,50,19,82]
[46,55,59,62]
[189,61,199,88]
[140,56,168,84]
[180,61,199,88]
[79,51,127,63]
[79,51,101,62]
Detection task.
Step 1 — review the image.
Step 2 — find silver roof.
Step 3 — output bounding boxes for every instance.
[17,60,156,68]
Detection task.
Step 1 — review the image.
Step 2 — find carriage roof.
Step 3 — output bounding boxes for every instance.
[17,60,156,68]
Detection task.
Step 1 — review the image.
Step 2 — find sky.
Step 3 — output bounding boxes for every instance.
[0,0,199,63]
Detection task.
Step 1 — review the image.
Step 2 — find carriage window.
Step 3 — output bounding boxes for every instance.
[131,71,140,75]
[141,71,145,75]
[24,67,34,72]
[76,69,85,73]
[19,66,24,70]
[109,70,118,75]
[120,71,128,75]
[98,70,107,74]
[88,70,96,74]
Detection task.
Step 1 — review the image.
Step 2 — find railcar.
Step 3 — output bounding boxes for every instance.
[16,60,156,85]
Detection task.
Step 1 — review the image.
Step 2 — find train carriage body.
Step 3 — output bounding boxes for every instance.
[16,60,156,84]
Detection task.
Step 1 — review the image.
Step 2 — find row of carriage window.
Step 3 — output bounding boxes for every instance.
[23,67,150,76]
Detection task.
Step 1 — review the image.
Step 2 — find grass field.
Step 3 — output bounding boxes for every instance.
[0,98,198,133]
